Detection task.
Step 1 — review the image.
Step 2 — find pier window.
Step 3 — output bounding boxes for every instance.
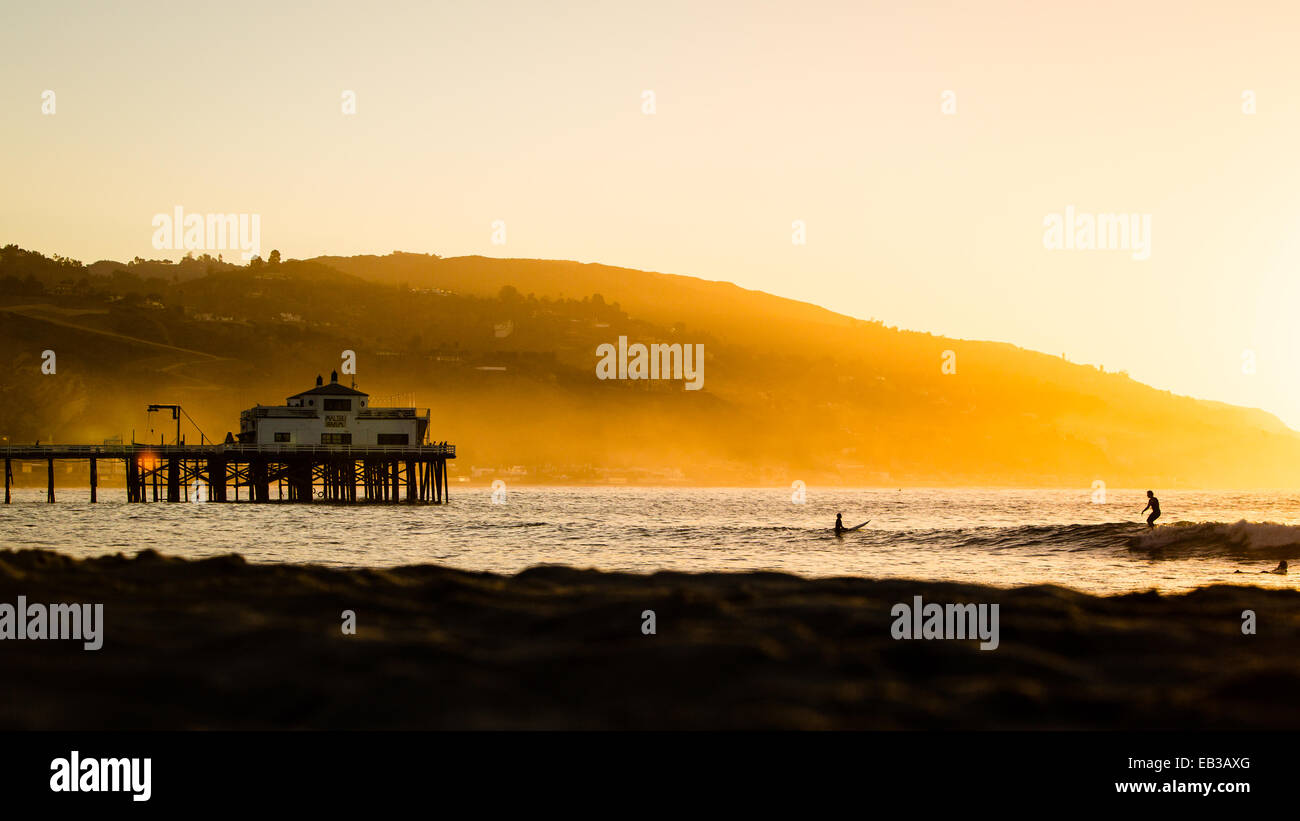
[274,432,291,443]
[321,433,353,445]
[324,399,351,411]
[377,433,409,445]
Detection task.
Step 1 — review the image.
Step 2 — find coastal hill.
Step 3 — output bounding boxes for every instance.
[1,244,1297,487]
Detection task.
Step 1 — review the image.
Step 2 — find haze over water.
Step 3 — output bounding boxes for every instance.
[4,487,1298,595]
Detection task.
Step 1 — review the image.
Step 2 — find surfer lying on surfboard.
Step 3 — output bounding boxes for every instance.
[834,513,869,534]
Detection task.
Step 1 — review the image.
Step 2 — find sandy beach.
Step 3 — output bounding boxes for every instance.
[0,547,1296,730]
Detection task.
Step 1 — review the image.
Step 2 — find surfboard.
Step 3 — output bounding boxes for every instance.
[834,520,870,533]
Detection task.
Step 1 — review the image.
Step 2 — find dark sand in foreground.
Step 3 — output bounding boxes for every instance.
[1,549,1296,730]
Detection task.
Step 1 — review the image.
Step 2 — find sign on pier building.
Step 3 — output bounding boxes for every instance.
[238,372,430,446]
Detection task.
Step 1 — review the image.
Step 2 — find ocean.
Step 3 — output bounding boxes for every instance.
[3,486,1298,594]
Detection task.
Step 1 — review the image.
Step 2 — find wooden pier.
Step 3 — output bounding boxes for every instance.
[1,443,455,504]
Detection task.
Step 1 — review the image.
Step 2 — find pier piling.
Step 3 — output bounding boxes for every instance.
[167,456,180,503]
[0,443,455,505]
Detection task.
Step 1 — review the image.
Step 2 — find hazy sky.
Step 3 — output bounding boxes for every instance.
[5,1,1300,426]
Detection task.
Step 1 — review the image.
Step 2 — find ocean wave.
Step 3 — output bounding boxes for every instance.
[809,520,1300,560]
[918,523,1135,553]
[915,520,1300,560]
[1124,520,1300,560]
[482,519,1300,561]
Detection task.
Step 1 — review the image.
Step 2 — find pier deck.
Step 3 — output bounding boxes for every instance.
[1,443,456,504]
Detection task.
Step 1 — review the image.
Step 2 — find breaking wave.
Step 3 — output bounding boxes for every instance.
[831,521,1300,561]
[1122,520,1300,560]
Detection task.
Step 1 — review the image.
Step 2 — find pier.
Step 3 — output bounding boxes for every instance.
[1,443,456,504]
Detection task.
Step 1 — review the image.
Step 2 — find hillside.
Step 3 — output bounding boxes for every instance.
[3,245,1298,488]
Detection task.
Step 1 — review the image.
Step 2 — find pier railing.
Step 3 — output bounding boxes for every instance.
[0,443,456,459]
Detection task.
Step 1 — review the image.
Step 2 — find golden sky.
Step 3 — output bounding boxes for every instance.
[5,0,1300,426]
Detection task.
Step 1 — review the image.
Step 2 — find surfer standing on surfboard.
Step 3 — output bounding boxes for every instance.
[1141,490,1161,528]
[835,513,843,532]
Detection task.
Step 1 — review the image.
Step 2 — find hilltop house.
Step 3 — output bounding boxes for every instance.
[237,372,429,446]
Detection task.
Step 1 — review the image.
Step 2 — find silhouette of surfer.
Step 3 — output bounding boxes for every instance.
[834,513,871,534]
[1141,490,1161,528]
[1235,560,1287,575]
